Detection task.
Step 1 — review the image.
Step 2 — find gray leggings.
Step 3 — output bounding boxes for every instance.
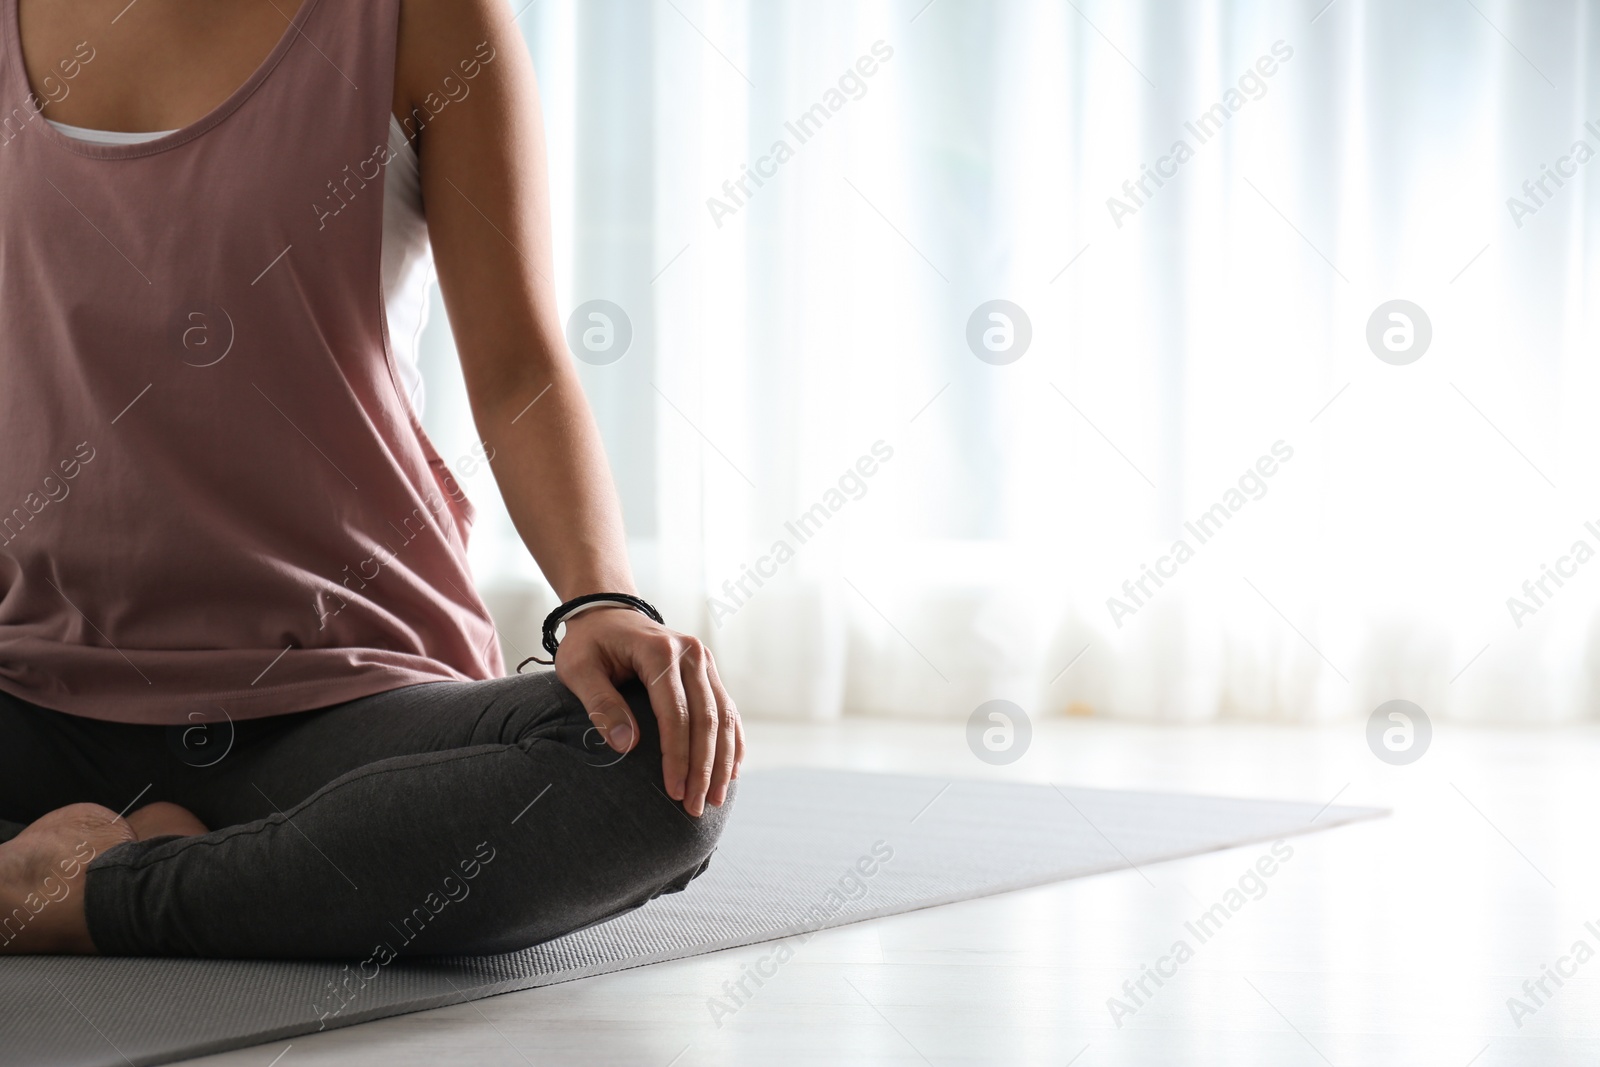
[0,670,732,958]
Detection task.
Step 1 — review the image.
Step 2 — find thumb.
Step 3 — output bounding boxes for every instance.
[560,661,638,754]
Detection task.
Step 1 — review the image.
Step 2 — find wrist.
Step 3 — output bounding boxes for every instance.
[552,572,637,602]
[515,591,664,674]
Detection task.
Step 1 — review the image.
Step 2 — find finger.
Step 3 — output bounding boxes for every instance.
[707,699,737,806]
[705,658,740,800]
[639,638,691,801]
[680,644,719,817]
[707,655,744,779]
[559,658,638,754]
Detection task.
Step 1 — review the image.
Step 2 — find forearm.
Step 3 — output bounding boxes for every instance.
[469,362,636,602]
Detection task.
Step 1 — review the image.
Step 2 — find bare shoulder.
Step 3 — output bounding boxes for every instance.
[392,0,520,133]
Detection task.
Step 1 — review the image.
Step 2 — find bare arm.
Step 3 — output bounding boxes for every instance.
[395,0,741,815]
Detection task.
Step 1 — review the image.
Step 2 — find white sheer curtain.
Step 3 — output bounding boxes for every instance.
[420,0,1600,722]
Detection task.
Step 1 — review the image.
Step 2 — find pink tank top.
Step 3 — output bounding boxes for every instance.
[0,0,504,724]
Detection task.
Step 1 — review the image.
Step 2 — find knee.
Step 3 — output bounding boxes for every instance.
[643,788,733,901]
[610,679,734,889]
[667,775,735,883]
[536,676,734,893]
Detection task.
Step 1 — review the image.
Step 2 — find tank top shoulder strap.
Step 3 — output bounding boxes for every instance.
[244,0,401,160]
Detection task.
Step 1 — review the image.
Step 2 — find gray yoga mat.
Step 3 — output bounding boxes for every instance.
[2,768,1382,1067]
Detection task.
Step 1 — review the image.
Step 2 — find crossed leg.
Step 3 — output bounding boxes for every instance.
[0,670,731,957]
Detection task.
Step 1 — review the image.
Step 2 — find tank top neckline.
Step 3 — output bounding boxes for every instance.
[2,0,326,161]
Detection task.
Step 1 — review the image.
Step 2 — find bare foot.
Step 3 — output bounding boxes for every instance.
[0,803,136,954]
[127,802,208,841]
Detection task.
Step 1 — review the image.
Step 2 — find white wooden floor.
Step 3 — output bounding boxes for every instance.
[185,716,1600,1066]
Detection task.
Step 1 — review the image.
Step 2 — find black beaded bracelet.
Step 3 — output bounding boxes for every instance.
[515,592,665,672]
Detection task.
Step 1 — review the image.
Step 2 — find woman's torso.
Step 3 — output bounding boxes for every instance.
[0,0,503,723]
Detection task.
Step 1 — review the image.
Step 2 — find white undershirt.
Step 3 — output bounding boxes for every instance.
[44,114,435,415]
